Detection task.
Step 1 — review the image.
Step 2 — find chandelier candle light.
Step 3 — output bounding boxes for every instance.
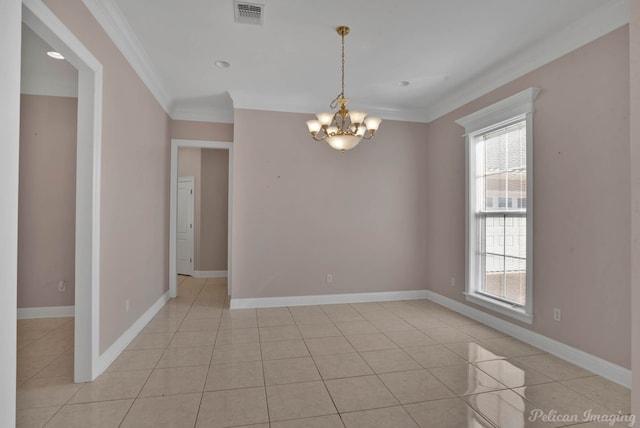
[306,26,381,152]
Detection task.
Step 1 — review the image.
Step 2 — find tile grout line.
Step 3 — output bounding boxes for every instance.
[17,293,630,426]
[359,301,499,427]
[117,276,216,427]
[20,318,78,428]
[30,317,87,426]
[293,304,345,427]
[193,276,225,428]
[255,306,270,425]
[115,279,200,428]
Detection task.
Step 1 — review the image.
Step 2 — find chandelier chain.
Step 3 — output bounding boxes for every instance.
[341,27,345,99]
[330,28,346,110]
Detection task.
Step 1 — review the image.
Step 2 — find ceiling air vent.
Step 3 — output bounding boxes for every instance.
[234,1,264,25]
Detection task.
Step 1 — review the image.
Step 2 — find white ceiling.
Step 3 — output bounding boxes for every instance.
[83,0,628,123]
[21,24,78,97]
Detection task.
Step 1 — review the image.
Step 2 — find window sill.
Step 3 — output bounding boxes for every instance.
[464,292,533,324]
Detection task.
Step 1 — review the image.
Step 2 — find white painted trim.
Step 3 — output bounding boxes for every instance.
[192,270,228,278]
[81,0,625,125]
[170,140,233,299]
[424,290,631,389]
[22,0,103,384]
[425,0,628,122]
[458,88,538,325]
[171,106,234,124]
[81,0,172,115]
[464,293,533,325]
[227,144,234,298]
[230,92,431,123]
[230,290,432,309]
[17,306,75,319]
[97,291,169,374]
[1,2,21,425]
[177,176,195,277]
[455,88,540,133]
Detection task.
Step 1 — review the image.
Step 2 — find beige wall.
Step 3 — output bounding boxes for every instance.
[630,0,640,414]
[18,95,77,308]
[232,108,429,299]
[44,0,172,353]
[177,147,202,269]
[171,119,233,142]
[425,27,630,368]
[200,149,229,271]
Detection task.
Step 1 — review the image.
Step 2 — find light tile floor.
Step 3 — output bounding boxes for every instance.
[16,276,632,427]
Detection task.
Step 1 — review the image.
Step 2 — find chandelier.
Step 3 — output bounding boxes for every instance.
[306,26,381,152]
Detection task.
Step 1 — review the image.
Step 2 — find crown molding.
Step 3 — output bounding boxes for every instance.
[171,105,235,124]
[229,91,431,123]
[82,0,172,114]
[424,0,628,122]
[228,0,627,124]
[82,0,627,125]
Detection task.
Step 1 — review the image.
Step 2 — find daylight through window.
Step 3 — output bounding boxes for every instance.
[455,87,538,324]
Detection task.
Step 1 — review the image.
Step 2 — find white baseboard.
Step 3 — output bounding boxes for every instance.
[192,270,227,278]
[17,305,75,319]
[230,290,431,309]
[423,290,632,389]
[96,291,169,374]
[231,287,630,388]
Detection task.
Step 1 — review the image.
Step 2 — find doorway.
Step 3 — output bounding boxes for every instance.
[170,140,233,298]
[19,23,78,316]
[22,0,103,382]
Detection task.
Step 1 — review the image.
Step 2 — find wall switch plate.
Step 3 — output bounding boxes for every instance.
[553,308,561,321]
[326,274,333,284]
[58,280,66,292]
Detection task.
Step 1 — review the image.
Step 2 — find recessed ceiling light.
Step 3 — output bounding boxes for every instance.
[214,60,231,69]
[397,81,410,87]
[46,51,64,60]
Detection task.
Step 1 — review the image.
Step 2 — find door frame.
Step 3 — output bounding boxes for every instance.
[22,0,103,382]
[170,139,233,297]
[176,176,195,276]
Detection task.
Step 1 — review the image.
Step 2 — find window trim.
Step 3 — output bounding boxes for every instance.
[456,87,540,325]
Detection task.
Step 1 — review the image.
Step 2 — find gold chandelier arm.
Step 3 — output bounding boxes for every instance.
[311,134,326,141]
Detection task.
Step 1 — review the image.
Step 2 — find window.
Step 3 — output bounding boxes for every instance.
[455,88,539,324]
[518,198,527,209]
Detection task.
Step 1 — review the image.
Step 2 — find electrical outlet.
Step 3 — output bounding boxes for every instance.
[326,274,333,284]
[450,277,456,287]
[125,298,130,313]
[58,280,66,292]
[553,308,561,321]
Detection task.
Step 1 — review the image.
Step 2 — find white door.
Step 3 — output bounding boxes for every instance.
[176,177,194,275]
